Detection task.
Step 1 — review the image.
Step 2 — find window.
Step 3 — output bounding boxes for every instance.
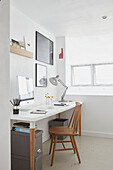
[71,63,113,86]
[72,65,92,86]
[95,64,113,85]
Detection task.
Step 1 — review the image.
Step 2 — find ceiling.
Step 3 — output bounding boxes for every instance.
[11,0,113,37]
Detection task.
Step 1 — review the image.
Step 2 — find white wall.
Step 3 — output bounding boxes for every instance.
[0,0,10,170]
[56,37,66,101]
[10,6,58,102]
[56,34,113,138]
[65,35,113,95]
[66,95,113,138]
[10,6,58,142]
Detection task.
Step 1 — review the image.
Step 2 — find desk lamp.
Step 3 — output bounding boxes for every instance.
[49,75,68,102]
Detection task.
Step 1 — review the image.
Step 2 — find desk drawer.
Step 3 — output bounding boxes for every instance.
[11,154,42,170]
[11,130,43,158]
[11,155,30,170]
[11,131,30,158]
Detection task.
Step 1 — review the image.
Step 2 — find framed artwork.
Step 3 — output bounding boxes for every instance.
[35,31,54,65]
[35,64,47,87]
[59,48,63,59]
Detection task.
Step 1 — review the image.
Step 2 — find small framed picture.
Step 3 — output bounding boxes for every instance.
[11,39,20,48]
[35,64,47,87]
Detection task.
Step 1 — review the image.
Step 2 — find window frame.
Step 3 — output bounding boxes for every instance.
[71,64,92,87]
[71,63,113,87]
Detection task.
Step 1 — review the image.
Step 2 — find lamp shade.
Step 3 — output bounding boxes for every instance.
[49,75,59,86]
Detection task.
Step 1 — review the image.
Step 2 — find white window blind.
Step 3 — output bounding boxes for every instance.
[72,65,91,86]
[72,63,113,86]
[95,64,113,85]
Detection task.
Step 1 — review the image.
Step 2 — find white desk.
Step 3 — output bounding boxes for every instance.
[10,102,82,170]
[10,103,76,122]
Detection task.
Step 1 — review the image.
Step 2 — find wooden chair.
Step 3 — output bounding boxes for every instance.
[49,102,82,166]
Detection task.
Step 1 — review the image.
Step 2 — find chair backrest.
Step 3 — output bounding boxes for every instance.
[68,102,81,133]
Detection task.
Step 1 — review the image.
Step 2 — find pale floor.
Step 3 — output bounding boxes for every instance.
[43,136,113,170]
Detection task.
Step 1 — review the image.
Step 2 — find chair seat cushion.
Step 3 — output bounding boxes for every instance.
[49,126,77,136]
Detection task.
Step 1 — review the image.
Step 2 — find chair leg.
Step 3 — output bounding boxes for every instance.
[49,135,54,155]
[72,136,81,163]
[70,136,75,154]
[51,135,57,166]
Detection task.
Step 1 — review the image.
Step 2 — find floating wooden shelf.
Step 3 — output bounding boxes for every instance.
[10,45,33,59]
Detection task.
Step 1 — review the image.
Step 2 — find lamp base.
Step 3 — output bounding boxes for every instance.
[59,99,68,102]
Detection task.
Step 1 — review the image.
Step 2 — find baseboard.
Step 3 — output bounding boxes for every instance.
[82,130,113,138]
[42,130,113,142]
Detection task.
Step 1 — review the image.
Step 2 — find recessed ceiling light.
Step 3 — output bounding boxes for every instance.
[102,16,107,19]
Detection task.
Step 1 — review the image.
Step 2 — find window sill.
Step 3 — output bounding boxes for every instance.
[67,86,113,96]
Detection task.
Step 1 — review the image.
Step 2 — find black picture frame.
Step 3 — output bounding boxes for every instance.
[35,31,54,65]
[35,63,47,87]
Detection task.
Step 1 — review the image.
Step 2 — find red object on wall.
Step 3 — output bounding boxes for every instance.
[59,48,63,59]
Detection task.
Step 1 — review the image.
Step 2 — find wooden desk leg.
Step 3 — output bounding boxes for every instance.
[58,113,61,119]
[79,107,81,136]
[30,122,35,170]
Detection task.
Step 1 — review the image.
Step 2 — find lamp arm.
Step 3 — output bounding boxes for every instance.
[58,79,68,102]
[58,79,68,89]
[61,88,68,101]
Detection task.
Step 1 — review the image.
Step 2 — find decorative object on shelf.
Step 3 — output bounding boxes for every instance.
[10,36,33,58]
[35,64,47,87]
[11,36,26,50]
[10,98,20,114]
[11,39,21,48]
[19,36,26,50]
[49,75,68,102]
[19,41,25,49]
[59,48,63,59]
